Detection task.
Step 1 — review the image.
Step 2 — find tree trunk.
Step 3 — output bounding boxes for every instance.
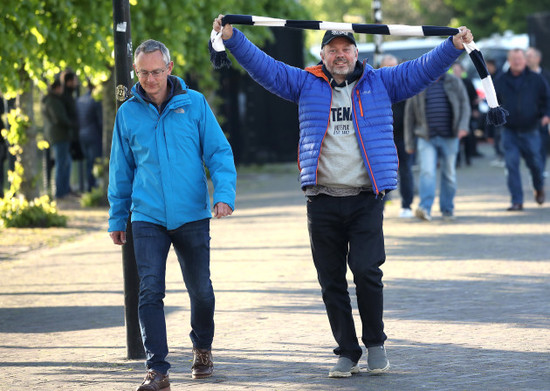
[17,71,40,200]
[100,70,116,190]
[102,70,116,158]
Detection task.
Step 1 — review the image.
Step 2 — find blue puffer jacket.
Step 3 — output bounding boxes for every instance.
[224,28,463,194]
[108,76,236,231]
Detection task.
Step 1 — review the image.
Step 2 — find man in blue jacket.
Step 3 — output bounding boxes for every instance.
[494,48,550,211]
[108,39,236,390]
[213,16,472,378]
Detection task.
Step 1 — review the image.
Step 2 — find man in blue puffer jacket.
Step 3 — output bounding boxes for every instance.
[108,39,236,389]
[214,15,472,378]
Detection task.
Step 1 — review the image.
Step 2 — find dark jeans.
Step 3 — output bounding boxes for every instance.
[539,124,549,172]
[132,219,214,374]
[0,143,6,198]
[52,141,72,198]
[395,137,414,209]
[307,192,387,363]
[80,140,100,192]
[501,128,544,205]
[486,123,504,158]
[42,148,55,196]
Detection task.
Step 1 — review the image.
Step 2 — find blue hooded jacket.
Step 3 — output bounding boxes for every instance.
[108,76,236,231]
[224,28,463,194]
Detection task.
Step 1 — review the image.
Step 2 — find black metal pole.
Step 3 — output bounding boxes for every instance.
[112,0,144,360]
[372,0,383,67]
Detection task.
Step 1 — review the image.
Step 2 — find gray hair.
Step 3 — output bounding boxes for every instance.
[379,54,398,68]
[526,46,542,58]
[134,39,171,65]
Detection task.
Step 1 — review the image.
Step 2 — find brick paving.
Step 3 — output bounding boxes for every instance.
[1,144,549,390]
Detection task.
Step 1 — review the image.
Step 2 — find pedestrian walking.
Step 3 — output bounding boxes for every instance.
[452,62,482,166]
[76,80,102,192]
[213,15,473,378]
[107,39,236,390]
[484,59,505,166]
[61,70,84,172]
[404,72,471,221]
[525,47,550,177]
[41,79,76,199]
[0,93,8,198]
[494,48,550,210]
[379,54,415,218]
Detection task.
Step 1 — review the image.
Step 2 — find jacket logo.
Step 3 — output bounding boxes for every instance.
[363,90,372,94]
[174,108,185,114]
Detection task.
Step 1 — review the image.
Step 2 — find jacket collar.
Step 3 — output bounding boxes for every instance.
[306,61,365,87]
[322,61,364,87]
[133,75,188,112]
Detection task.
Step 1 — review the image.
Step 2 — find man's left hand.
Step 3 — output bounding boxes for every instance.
[213,202,233,218]
[458,129,469,139]
[453,27,473,50]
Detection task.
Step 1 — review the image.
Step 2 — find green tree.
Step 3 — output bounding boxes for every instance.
[130,0,308,90]
[1,0,113,199]
[0,0,307,201]
[442,0,550,38]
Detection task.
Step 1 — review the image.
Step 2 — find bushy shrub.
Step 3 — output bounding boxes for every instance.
[0,109,67,228]
[0,195,67,228]
[80,187,109,208]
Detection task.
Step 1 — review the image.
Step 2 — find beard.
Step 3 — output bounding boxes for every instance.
[328,60,355,77]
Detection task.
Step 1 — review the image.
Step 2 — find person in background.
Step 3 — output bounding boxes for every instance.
[108,39,236,390]
[41,79,76,199]
[404,72,471,222]
[525,47,550,177]
[0,93,8,198]
[494,48,550,210]
[452,62,481,166]
[61,70,83,185]
[76,80,103,192]
[484,59,505,167]
[214,15,473,378]
[379,54,414,218]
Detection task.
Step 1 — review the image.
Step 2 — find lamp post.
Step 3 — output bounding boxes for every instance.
[112,0,144,360]
[372,0,383,67]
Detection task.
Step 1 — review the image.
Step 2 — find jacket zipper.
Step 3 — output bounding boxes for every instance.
[353,88,379,195]
[314,81,333,184]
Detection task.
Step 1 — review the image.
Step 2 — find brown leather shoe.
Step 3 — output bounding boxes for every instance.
[192,347,214,379]
[136,369,169,391]
[535,189,545,205]
[506,203,523,211]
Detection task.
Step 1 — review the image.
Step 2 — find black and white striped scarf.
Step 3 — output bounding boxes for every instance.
[210,14,507,125]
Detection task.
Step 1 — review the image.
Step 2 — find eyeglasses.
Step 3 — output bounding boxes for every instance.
[136,66,168,79]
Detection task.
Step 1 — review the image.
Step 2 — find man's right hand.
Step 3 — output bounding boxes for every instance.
[213,14,234,40]
[110,231,126,245]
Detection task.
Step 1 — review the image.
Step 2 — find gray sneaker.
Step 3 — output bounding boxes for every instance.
[415,207,432,221]
[442,212,456,222]
[328,356,360,378]
[367,346,390,374]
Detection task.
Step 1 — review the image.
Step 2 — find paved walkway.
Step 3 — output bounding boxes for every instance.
[1,144,549,390]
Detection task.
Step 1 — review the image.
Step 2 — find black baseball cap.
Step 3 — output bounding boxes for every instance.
[321,30,356,48]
